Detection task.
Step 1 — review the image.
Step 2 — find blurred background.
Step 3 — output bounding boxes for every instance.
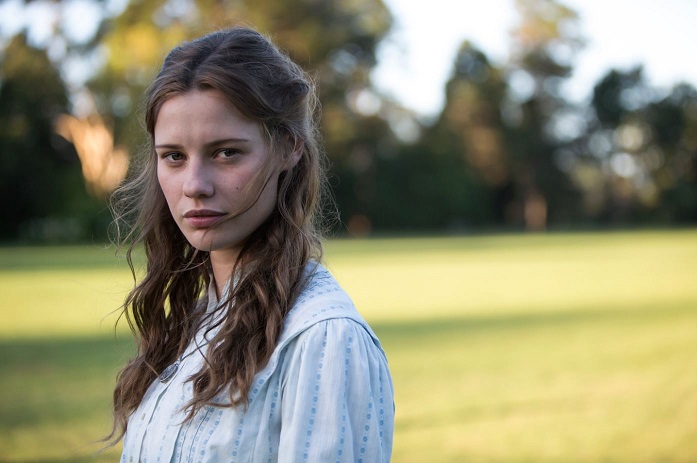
[0,0,696,462]
[1,0,696,240]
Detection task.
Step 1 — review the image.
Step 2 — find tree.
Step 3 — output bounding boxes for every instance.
[0,34,104,241]
[502,0,585,229]
[415,42,512,228]
[577,67,697,223]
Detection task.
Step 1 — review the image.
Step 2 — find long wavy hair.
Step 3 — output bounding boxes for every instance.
[107,27,330,444]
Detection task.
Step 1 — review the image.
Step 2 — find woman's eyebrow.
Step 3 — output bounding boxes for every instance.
[154,138,251,150]
[207,137,251,147]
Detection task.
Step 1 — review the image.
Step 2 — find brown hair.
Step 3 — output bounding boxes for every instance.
[107,27,329,444]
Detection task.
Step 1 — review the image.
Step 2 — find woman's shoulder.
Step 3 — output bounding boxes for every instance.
[285,263,360,326]
[277,261,384,357]
[292,261,349,307]
[247,261,391,410]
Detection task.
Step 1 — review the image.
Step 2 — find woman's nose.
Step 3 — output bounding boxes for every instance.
[182,160,215,198]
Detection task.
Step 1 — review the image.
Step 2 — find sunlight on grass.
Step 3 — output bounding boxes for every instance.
[327,230,696,321]
[1,268,131,338]
[0,245,141,339]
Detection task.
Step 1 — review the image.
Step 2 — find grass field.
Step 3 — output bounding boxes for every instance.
[1,229,696,462]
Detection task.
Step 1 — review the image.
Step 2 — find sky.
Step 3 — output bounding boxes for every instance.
[2,0,697,120]
[373,0,697,119]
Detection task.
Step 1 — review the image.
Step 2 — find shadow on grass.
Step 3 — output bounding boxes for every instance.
[0,455,119,463]
[0,246,141,272]
[0,335,135,428]
[0,335,132,462]
[370,299,696,344]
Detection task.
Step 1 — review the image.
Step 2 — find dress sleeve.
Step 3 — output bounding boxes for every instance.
[278,318,394,463]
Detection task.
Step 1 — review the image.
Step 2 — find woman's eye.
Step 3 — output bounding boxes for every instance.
[216,148,240,159]
[162,152,184,161]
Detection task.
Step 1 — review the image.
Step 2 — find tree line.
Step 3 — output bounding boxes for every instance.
[1,0,695,242]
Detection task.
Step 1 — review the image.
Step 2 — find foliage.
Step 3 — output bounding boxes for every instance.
[501,0,584,228]
[566,68,697,223]
[417,0,586,231]
[416,42,511,228]
[87,0,395,234]
[0,34,108,242]
[1,0,697,241]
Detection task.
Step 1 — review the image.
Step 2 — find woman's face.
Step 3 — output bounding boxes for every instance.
[154,89,279,265]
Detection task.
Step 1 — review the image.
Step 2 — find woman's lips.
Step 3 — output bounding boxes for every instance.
[183,210,226,228]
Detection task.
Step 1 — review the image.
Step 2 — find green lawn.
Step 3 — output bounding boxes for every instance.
[1,230,696,462]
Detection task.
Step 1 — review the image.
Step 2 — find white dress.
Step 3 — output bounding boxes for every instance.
[120,263,394,462]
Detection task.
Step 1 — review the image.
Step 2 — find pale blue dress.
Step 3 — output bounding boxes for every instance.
[120,263,394,462]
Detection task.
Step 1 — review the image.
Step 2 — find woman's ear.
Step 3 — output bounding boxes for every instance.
[283,134,303,171]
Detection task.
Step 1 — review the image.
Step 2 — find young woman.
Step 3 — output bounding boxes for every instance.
[109,27,394,462]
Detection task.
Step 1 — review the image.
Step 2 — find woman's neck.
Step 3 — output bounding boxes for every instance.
[209,249,240,299]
